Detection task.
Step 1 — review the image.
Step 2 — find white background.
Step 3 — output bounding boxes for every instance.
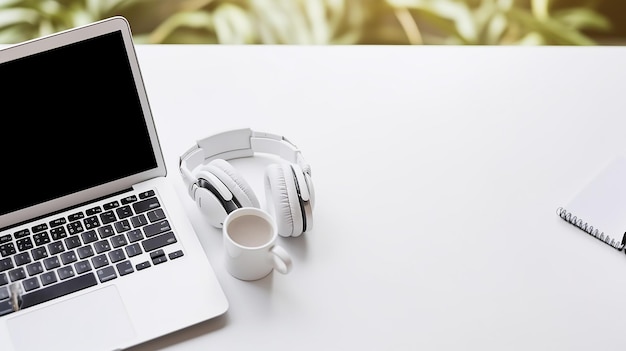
[127,45,626,350]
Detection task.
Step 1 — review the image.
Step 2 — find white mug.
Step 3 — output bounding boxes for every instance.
[223,208,292,281]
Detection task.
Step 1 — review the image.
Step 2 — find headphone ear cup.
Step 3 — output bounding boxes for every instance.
[264,163,303,237]
[304,172,315,211]
[207,159,260,208]
[193,183,229,228]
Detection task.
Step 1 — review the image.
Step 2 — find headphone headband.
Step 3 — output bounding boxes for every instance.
[179,128,310,194]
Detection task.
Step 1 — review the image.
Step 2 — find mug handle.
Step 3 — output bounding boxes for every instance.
[270,245,293,274]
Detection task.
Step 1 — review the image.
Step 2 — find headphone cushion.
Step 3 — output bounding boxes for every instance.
[191,178,229,228]
[264,163,303,237]
[206,159,260,208]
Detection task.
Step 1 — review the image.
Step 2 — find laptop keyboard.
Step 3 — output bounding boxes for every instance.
[0,189,183,316]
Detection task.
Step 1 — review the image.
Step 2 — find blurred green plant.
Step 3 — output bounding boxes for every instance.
[0,0,128,43]
[387,0,612,45]
[0,0,613,45]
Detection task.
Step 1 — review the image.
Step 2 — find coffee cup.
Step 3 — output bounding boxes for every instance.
[223,208,292,281]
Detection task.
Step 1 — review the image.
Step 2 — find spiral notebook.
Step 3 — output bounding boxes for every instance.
[557,157,626,251]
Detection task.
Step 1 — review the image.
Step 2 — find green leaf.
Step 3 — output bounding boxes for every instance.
[0,23,33,43]
[552,8,611,31]
[531,0,549,19]
[508,7,597,45]
[0,8,39,27]
[0,0,23,8]
[389,0,478,43]
[515,31,545,45]
[303,0,330,44]
[212,3,254,44]
[485,12,507,44]
[148,11,214,43]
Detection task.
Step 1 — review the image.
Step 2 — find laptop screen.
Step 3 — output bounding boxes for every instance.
[0,30,158,217]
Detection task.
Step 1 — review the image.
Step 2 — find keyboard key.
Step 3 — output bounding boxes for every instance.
[33,233,50,246]
[126,229,143,243]
[108,249,125,263]
[150,249,167,265]
[114,220,131,233]
[40,271,57,286]
[48,241,64,255]
[97,225,114,238]
[116,261,134,276]
[121,195,137,205]
[143,220,170,237]
[26,262,44,276]
[0,243,16,257]
[142,232,177,252]
[60,251,78,265]
[16,237,34,251]
[100,211,116,225]
[97,266,117,283]
[0,258,12,273]
[147,208,166,222]
[23,277,40,292]
[81,230,98,244]
[8,268,26,282]
[20,273,97,309]
[83,216,100,230]
[0,286,8,300]
[50,227,67,241]
[64,236,82,249]
[86,206,102,216]
[14,252,31,266]
[91,254,109,269]
[14,229,30,239]
[168,250,184,260]
[74,260,92,274]
[110,234,127,248]
[130,214,148,228]
[93,240,111,254]
[0,300,13,316]
[31,247,48,260]
[0,273,8,286]
[67,221,84,235]
[67,212,84,221]
[116,206,133,219]
[150,249,165,259]
[133,197,160,214]
[77,245,94,259]
[43,256,61,270]
[32,223,48,233]
[49,218,66,228]
[0,235,11,244]
[125,243,142,258]
[103,201,119,210]
[57,266,75,280]
[136,261,150,271]
[152,256,167,265]
[138,190,155,199]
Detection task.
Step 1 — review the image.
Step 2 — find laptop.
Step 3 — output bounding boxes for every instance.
[0,16,228,351]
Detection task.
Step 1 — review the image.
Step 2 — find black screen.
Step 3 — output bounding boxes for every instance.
[0,30,157,216]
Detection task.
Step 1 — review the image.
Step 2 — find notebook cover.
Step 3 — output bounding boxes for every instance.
[558,157,626,249]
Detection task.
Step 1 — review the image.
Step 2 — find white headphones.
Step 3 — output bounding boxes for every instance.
[179,128,314,237]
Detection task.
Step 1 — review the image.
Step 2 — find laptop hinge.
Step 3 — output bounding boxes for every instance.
[0,187,134,232]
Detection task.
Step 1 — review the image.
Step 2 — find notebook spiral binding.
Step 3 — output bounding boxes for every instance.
[556,207,625,250]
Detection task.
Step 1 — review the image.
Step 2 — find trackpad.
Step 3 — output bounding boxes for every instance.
[7,286,136,351]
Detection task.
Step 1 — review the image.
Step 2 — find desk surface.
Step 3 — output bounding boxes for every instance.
[128,45,626,350]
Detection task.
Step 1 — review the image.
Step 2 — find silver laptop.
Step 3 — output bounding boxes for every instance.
[0,16,228,351]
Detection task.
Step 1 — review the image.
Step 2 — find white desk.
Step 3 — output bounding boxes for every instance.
[128,45,626,350]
